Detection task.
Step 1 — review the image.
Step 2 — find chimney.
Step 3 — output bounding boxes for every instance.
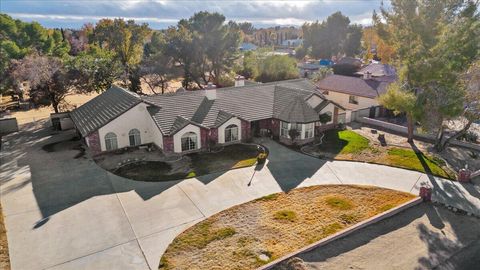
[363,71,372,80]
[205,82,217,100]
[235,75,245,87]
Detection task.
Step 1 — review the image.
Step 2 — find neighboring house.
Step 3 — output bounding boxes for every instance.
[70,79,345,155]
[281,38,303,48]
[239,42,257,51]
[355,63,397,80]
[298,62,322,78]
[316,73,391,112]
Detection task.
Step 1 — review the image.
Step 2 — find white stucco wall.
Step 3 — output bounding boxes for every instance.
[324,91,379,110]
[306,94,324,108]
[218,117,242,143]
[173,124,201,153]
[318,103,335,125]
[98,103,163,151]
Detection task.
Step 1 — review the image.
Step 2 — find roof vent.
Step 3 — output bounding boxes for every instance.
[205,82,217,100]
[235,75,245,87]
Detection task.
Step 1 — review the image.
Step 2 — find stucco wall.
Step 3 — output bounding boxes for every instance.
[173,124,201,153]
[318,103,335,125]
[306,94,324,108]
[218,117,242,144]
[325,91,379,110]
[97,103,163,151]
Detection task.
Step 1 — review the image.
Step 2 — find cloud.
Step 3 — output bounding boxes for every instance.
[2,0,385,29]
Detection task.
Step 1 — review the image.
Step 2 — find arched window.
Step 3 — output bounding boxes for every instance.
[225,124,239,142]
[181,132,197,151]
[104,132,118,151]
[128,129,141,146]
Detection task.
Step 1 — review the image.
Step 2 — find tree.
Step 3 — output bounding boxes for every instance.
[139,52,176,94]
[378,83,418,143]
[92,18,151,91]
[238,51,259,79]
[238,22,255,35]
[311,67,333,82]
[319,113,332,125]
[164,12,241,89]
[69,46,123,93]
[303,12,361,59]
[376,0,479,149]
[288,128,301,145]
[10,54,74,113]
[256,55,299,83]
[362,26,396,63]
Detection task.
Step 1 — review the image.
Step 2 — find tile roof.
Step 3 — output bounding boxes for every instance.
[71,79,341,137]
[316,74,391,99]
[70,85,141,136]
[357,63,397,77]
[143,79,328,135]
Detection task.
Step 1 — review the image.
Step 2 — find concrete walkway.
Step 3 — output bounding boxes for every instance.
[1,125,479,270]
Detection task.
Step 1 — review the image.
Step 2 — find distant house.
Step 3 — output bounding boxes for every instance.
[298,62,322,78]
[71,79,345,155]
[281,38,303,48]
[355,63,397,80]
[239,42,257,51]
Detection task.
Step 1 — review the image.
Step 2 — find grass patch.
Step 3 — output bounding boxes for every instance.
[385,148,454,179]
[273,210,297,221]
[160,185,415,270]
[310,130,456,180]
[0,202,10,270]
[256,193,279,201]
[325,196,354,210]
[377,204,395,213]
[168,221,236,251]
[321,130,370,154]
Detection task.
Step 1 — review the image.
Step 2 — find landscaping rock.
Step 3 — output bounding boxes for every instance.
[258,253,270,262]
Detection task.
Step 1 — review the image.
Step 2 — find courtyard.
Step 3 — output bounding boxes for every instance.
[1,123,480,270]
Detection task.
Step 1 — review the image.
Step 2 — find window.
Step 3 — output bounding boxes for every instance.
[305,123,314,138]
[181,132,197,151]
[128,129,141,146]
[349,95,359,105]
[280,121,289,137]
[104,132,118,151]
[225,124,239,142]
[290,123,301,132]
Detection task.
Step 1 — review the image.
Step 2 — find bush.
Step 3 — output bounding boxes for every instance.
[256,55,299,83]
[457,131,478,143]
[274,210,297,221]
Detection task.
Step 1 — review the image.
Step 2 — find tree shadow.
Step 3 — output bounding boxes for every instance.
[264,139,326,192]
[288,204,480,270]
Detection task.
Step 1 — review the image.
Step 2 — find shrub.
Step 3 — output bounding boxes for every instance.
[325,196,354,210]
[274,210,297,221]
[457,131,478,143]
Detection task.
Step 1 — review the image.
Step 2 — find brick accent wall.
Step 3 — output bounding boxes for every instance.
[201,128,209,150]
[258,118,280,137]
[163,136,174,153]
[241,120,251,141]
[86,130,101,155]
[316,123,336,133]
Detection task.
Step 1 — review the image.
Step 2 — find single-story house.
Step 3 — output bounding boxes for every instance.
[70,79,345,155]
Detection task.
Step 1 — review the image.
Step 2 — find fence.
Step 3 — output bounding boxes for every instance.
[0,118,19,134]
[357,117,480,152]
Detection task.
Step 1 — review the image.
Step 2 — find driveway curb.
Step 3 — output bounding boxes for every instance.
[257,196,423,270]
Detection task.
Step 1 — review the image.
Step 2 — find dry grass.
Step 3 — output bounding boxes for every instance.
[0,203,10,270]
[159,185,415,270]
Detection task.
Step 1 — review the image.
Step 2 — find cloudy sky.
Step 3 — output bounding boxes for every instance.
[1,0,389,29]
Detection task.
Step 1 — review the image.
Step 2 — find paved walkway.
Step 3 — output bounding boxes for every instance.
[1,125,479,270]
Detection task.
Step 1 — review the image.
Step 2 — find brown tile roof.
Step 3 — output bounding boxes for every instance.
[316,74,391,99]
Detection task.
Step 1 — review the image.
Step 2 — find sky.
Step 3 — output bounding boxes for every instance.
[0,0,389,29]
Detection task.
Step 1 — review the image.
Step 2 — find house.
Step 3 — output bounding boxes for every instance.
[70,79,345,155]
[239,42,257,51]
[281,38,303,48]
[315,73,391,115]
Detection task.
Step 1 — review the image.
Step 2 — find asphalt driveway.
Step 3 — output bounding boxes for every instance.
[1,123,479,270]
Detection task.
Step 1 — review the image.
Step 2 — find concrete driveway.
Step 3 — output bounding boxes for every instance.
[1,123,479,270]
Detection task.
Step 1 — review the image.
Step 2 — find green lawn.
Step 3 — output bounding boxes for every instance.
[314,129,456,180]
[321,130,370,154]
[385,148,455,179]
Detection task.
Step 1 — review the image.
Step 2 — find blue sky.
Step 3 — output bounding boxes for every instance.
[1,0,388,29]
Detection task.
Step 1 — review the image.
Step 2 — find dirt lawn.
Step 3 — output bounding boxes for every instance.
[159,185,415,270]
